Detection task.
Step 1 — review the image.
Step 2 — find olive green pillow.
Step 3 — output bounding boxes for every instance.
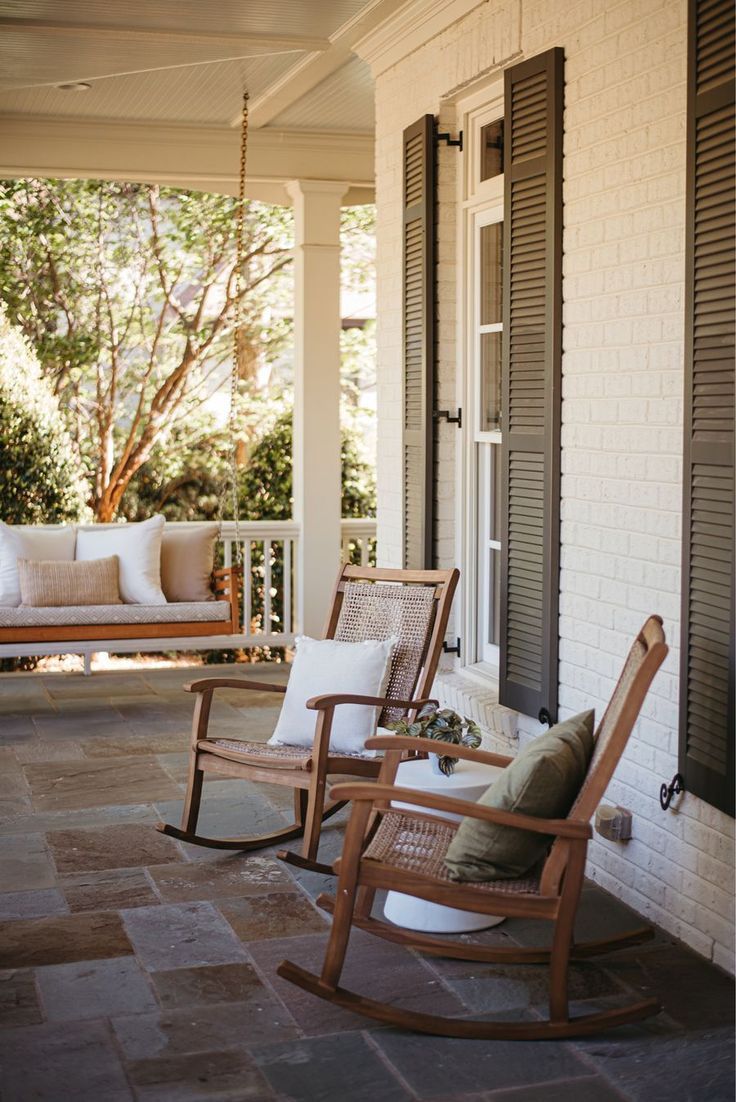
[444,710,595,882]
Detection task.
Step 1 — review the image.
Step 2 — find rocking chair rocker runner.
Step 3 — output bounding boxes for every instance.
[157,564,459,873]
[278,615,669,1039]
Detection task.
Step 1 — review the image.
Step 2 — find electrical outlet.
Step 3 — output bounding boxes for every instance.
[595,804,633,842]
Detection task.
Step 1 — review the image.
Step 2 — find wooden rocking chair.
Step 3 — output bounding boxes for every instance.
[157,564,459,874]
[278,615,668,1038]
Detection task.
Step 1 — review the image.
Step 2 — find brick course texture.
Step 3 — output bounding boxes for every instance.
[371,0,734,972]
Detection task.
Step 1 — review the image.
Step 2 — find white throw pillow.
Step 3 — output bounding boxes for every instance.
[76,515,166,605]
[268,635,396,756]
[0,523,76,607]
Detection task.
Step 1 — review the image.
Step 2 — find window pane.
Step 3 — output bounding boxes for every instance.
[489,445,502,542]
[489,548,501,646]
[480,331,502,431]
[479,222,503,325]
[480,119,504,181]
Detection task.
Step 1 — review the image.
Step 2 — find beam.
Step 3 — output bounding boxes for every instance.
[242,0,407,128]
[0,116,374,203]
[0,19,329,54]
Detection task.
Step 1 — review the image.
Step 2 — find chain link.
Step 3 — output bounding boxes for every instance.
[220,90,249,566]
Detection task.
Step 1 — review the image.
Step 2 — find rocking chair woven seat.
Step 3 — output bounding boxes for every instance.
[157,564,459,871]
[278,615,669,1040]
[203,740,314,770]
[363,810,542,895]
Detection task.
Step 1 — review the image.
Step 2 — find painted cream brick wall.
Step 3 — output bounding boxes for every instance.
[372,0,735,971]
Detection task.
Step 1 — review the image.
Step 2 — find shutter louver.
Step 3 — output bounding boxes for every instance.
[499,48,564,721]
[680,0,735,815]
[402,115,435,569]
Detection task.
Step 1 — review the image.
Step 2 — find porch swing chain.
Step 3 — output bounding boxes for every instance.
[221,90,249,568]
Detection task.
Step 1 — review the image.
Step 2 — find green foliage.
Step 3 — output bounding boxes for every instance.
[120,408,230,523]
[0,178,293,519]
[0,306,89,523]
[341,206,376,294]
[387,706,482,776]
[235,410,375,521]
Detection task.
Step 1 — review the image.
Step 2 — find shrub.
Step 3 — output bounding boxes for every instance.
[0,306,89,523]
[236,410,376,521]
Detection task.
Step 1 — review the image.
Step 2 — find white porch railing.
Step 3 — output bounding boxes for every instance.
[0,518,377,669]
[217,518,376,644]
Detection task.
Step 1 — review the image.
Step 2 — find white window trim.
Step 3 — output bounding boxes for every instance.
[455,80,504,682]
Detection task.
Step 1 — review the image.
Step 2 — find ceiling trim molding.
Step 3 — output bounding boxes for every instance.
[244,0,406,128]
[353,0,488,77]
[0,115,372,151]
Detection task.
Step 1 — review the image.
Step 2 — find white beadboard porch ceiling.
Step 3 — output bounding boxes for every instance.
[0,0,402,196]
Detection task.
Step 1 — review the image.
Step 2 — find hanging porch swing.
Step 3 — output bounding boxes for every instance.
[0,95,255,664]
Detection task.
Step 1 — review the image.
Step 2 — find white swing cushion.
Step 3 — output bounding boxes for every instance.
[0,522,76,607]
[269,635,396,757]
[76,515,166,605]
[0,601,230,628]
[161,524,218,602]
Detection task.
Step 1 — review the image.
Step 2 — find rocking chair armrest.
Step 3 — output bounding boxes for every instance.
[329,782,593,841]
[364,734,513,769]
[306,694,439,713]
[183,677,287,695]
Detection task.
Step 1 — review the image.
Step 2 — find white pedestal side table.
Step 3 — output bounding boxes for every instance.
[383,756,506,934]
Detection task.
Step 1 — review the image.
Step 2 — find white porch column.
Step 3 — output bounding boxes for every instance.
[287,180,347,637]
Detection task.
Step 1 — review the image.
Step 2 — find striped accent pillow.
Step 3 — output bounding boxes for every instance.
[18,556,122,608]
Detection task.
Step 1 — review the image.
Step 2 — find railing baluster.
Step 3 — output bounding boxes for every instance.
[243,540,252,634]
[264,539,272,634]
[283,538,292,635]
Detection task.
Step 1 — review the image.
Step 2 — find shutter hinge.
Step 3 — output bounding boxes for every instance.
[442,637,461,657]
[436,130,463,151]
[434,408,462,427]
[538,708,554,727]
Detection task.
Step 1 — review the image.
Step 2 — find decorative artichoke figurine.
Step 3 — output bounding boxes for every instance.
[386,704,481,776]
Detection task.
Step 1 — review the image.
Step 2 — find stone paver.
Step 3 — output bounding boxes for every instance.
[0,888,69,921]
[147,857,292,902]
[0,968,43,1026]
[0,832,55,890]
[112,998,299,1059]
[24,755,181,811]
[149,962,270,1009]
[0,911,132,968]
[374,1028,593,1099]
[0,1019,133,1101]
[0,664,733,1102]
[252,1033,413,1102]
[36,956,158,1021]
[47,822,183,873]
[219,891,328,941]
[61,868,160,912]
[126,1049,273,1101]
[122,901,250,970]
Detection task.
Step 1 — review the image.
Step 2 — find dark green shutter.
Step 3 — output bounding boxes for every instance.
[679,0,735,816]
[499,48,564,721]
[402,115,435,569]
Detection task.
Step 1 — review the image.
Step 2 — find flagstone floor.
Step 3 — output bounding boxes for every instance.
[0,664,733,1102]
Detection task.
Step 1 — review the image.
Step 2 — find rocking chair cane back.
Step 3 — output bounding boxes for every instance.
[277,615,669,1039]
[157,564,459,874]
